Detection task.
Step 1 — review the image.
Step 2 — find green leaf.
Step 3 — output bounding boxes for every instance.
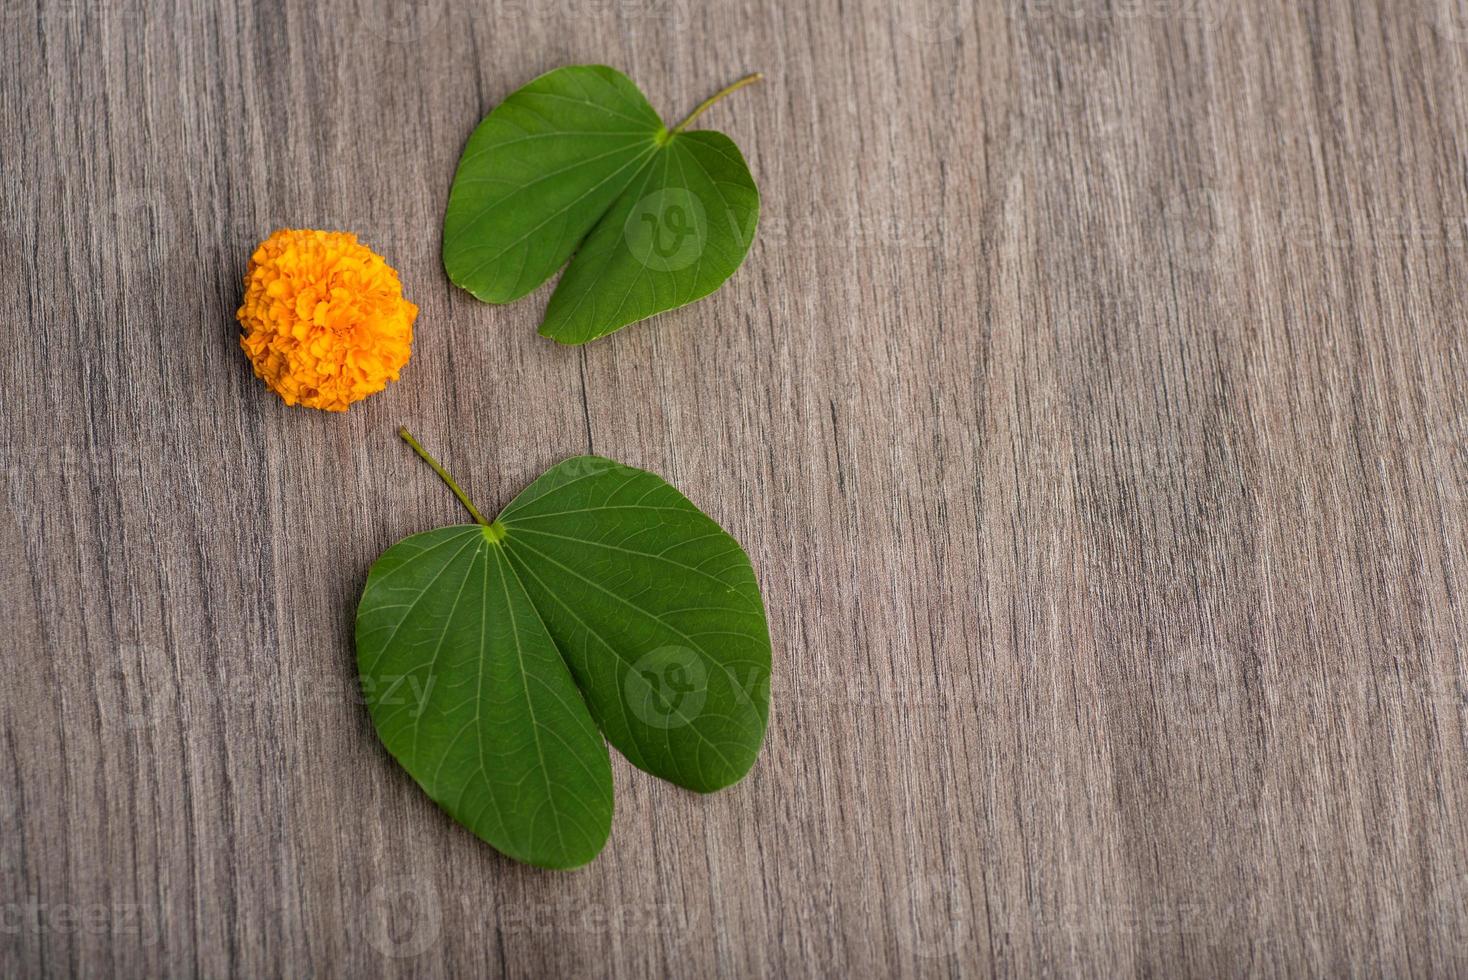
[442,65,761,345]
[356,441,771,869]
[355,526,614,869]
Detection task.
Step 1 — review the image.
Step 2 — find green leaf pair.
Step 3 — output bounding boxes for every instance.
[443,65,761,344]
[356,432,772,869]
[370,67,770,868]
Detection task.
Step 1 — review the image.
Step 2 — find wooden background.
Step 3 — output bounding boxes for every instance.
[4,0,1468,975]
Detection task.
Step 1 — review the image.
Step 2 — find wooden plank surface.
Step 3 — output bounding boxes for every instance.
[4,0,1468,975]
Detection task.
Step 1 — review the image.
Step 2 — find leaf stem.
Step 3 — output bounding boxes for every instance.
[669,71,764,135]
[398,427,490,527]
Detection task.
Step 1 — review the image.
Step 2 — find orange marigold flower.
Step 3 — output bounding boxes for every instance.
[237,229,417,412]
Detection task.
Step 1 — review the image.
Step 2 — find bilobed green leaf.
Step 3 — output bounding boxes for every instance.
[442,65,761,344]
[356,442,771,869]
[355,525,614,869]
[495,457,771,791]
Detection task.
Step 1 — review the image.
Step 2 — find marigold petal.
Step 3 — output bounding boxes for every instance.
[236,229,416,412]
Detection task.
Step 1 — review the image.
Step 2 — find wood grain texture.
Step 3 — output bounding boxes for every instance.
[3,0,1468,975]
